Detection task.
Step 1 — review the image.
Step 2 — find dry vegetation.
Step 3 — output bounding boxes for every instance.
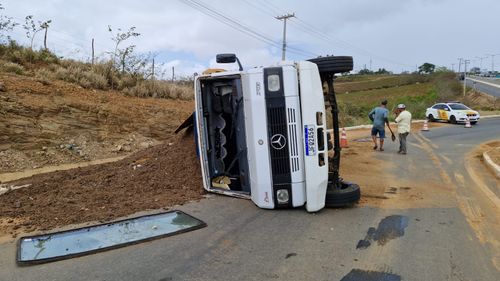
[0,42,193,100]
[335,74,429,94]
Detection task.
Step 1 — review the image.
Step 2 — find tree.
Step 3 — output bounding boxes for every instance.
[22,15,51,49]
[374,68,392,75]
[0,4,18,42]
[108,25,140,73]
[469,67,480,74]
[418,63,435,74]
[358,68,373,75]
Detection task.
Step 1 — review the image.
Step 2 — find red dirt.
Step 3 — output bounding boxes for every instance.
[0,132,204,236]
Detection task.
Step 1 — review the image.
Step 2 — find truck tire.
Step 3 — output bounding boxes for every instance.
[325,181,360,207]
[308,56,353,74]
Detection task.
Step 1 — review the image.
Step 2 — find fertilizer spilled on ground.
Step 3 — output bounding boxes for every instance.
[340,269,401,281]
[356,215,409,249]
[354,137,373,142]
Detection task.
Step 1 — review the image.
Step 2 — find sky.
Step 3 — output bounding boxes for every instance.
[2,0,500,77]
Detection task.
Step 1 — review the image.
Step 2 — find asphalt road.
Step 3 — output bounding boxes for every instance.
[465,77,500,97]
[1,118,499,281]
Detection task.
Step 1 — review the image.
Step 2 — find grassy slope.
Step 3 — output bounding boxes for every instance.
[334,73,499,127]
[335,74,428,94]
[335,82,436,126]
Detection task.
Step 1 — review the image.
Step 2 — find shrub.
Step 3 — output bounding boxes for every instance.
[0,61,24,74]
[121,80,192,99]
[35,68,55,85]
[0,41,59,66]
[53,64,108,90]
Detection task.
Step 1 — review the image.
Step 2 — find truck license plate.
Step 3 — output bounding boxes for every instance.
[305,125,316,156]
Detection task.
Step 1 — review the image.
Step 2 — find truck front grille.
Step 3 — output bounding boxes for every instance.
[264,66,293,208]
[287,108,300,172]
[267,106,291,176]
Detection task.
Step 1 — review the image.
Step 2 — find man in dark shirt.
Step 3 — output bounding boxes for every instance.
[368,100,390,151]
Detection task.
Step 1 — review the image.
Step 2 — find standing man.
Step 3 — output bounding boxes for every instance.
[395,104,412,155]
[368,100,390,151]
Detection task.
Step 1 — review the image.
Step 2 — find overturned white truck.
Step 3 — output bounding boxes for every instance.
[178,54,360,212]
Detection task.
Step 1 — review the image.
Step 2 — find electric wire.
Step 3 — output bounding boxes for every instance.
[247,0,413,67]
[178,0,318,58]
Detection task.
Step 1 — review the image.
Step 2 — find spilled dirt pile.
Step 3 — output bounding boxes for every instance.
[0,132,204,236]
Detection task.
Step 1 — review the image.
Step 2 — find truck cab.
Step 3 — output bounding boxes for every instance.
[192,54,359,212]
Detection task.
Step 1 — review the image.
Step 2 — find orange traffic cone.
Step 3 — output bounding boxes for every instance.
[464,117,472,128]
[340,128,349,148]
[422,120,429,131]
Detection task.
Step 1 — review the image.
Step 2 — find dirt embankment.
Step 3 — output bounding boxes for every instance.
[0,73,194,173]
[0,132,204,237]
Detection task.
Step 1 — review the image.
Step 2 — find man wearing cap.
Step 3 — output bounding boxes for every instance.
[395,104,412,154]
[368,100,390,151]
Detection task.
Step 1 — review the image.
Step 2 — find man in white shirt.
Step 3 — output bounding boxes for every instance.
[394,104,412,155]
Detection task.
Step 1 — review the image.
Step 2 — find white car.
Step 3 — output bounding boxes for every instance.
[425,102,480,124]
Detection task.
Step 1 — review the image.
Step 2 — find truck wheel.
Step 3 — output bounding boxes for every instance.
[308,56,353,74]
[325,181,360,207]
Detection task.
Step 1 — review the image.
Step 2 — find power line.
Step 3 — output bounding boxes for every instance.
[178,0,318,58]
[244,0,413,68]
[182,0,317,58]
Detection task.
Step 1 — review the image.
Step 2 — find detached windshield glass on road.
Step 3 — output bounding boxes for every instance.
[449,104,470,110]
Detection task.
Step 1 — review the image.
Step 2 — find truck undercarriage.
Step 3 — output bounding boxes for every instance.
[177,54,360,211]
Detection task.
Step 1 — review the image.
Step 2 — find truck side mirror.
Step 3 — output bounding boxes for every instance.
[216,53,243,71]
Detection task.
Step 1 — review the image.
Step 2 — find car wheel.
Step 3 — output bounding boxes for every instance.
[308,56,353,75]
[325,181,360,208]
[471,121,477,125]
[428,114,435,122]
[449,115,457,124]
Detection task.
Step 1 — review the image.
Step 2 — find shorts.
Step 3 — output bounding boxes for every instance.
[371,127,385,138]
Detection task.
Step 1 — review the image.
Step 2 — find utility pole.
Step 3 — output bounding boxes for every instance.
[91,38,95,66]
[275,13,295,61]
[451,63,455,72]
[463,59,470,97]
[43,27,48,50]
[369,58,372,71]
[486,54,500,72]
[152,58,155,81]
[172,66,175,81]
[152,58,155,97]
[40,20,51,50]
[477,56,484,71]
[457,58,463,74]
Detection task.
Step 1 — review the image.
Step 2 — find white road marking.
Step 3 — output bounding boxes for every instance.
[466,77,500,89]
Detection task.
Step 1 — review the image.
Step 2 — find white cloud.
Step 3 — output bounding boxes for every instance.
[2,0,499,75]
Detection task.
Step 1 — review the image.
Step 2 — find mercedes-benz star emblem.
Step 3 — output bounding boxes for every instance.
[270,134,286,150]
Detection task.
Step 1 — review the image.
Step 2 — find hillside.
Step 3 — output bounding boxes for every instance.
[0,72,194,173]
